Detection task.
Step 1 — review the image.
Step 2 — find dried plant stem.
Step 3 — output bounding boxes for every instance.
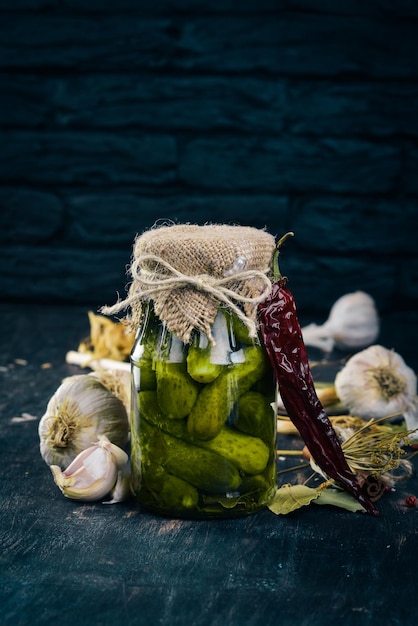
[277,449,305,456]
[276,462,310,476]
[276,418,299,435]
[316,385,340,406]
[66,350,130,372]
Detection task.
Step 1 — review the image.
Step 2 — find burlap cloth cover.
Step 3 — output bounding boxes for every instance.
[103,224,276,344]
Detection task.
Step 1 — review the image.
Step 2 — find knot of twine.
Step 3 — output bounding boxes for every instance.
[103,254,272,339]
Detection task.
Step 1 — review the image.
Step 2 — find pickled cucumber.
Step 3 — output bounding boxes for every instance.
[141,464,199,511]
[239,472,271,494]
[201,426,269,475]
[201,471,276,513]
[160,474,199,510]
[187,344,268,440]
[138,419,191,507]
[232,315,253,345]
[138,390,269,475]
[155,361,199,419]
[132,340,157,391]
[140,418,241,493]
[138,389,186,439]
[236,390,276,445]
[164,431,241,492]
[186,344,224,383]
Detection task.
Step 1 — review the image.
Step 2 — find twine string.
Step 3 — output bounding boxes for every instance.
[102,254,272,336]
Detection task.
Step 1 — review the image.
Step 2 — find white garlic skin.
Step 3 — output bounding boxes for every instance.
[50,435,129,502]
[301,291,379,352]
[88,369,131,414]
[334,344,417,419]
[39,375,129,468]
[403,401,418,442]
[105,461,132,504]
[327,291,380,350]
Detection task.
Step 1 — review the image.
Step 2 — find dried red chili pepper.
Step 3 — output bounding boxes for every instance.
[258,234,378,516]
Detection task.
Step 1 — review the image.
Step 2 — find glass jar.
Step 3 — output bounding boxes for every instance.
[130,301,277,519]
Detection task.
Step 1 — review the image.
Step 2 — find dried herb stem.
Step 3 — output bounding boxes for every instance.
[276,462,310,476]
[276,449,305,456]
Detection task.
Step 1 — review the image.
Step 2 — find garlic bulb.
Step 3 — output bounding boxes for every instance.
[89,369,131,414]
[301,291,379,352]
[334,345,417,420]
[50,435,129,502]
[39,374,129,468]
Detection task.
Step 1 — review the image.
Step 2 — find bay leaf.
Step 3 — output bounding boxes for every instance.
[268,483,320,515]
[314,488,366,513]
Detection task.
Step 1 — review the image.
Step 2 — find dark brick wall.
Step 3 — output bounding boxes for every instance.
[1,0,417,322]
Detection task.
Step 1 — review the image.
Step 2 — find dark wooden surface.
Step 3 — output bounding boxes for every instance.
[1,302,417,626]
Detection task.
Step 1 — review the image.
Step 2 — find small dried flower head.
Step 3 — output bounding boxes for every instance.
[311,415,416,492]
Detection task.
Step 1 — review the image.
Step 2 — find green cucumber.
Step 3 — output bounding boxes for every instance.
[187,344,268,440]
[236,390,276,445]
[140,419,241,493]
[201,427,269,475]
[162,431,241,493]
[155,361,199,419]
[138,389,186,438]
[138,390,269,475]
[141,463,199,511]
[186,343,224,383]
[132,338,157,391]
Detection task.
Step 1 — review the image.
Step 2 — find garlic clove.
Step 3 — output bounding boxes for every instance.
[104,461,132,504]
[334,344,417,420]
[301,291,380,352]
[50,435,128,502]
